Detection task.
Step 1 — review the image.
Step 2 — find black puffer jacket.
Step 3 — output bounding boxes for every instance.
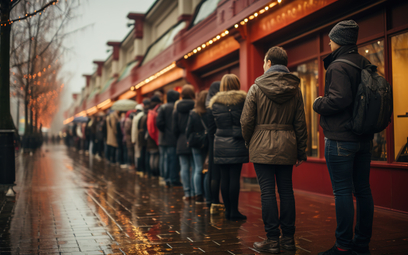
[157,90,180,147]
[172,99,195,155]
[208,90,249,164]
[313,45,372,142]
[185,111,209,149]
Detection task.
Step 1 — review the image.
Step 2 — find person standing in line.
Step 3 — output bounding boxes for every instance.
[106,111,120,164]
[137,99,151,176]
[313,20,374,255]
[117,112,127,168]
[132,104,145,172]
[172,85,196,201]
[145,95,162,176]
[205,82,224,214]
[241,46,307,253]
[95,116,105,160]
[124,110,136,170]
[186,90,209,204]
[157,90,181,187]
[208,74,249,220]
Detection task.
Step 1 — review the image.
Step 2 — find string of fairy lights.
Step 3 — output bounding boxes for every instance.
[0,0,59,26]
[64,0,285,124]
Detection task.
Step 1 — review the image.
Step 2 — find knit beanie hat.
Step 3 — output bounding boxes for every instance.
[329,20,359,46]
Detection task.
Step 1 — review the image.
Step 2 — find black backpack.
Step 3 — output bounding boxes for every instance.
[333,59,393,135]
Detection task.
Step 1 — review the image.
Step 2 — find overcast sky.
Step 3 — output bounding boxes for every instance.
[62,0,155,95]
[50,0,155,132]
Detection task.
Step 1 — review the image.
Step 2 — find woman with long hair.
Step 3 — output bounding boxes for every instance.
[186,90,209,204]
[172,85,196,200]
[208,74,249,220]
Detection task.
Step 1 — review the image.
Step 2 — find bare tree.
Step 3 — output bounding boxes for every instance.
[9,0,80,136]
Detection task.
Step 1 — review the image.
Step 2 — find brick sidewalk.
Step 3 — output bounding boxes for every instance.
[0,144,407,255]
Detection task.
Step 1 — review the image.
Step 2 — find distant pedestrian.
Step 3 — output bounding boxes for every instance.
[145,95,162,176]
[124,110,136,170]
[132,104,145,171]
[172,85,196,200]
[137,99,151,176]
[157,90,181,187]
[106,111,120,164]
[208,74,248,220]
[186,90,209,204]
[241,46,307,253]
[313,20,374,255]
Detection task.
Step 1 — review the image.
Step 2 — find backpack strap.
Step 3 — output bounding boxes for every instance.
[332,59,362,70]
[199,116,208,132]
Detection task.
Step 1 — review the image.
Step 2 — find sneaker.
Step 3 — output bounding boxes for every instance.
[253,238,280,254]
[281,236,296,251]
[195,195,206,204]
[318,245,353,255]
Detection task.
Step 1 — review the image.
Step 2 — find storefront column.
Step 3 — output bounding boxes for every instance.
[178,59,201,91]
[236,35,264,179]
[136,88,143,103]
[237,36,264,92]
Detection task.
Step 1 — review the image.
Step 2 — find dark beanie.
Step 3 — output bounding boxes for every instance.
[329,20,359,46]
[151,95,161,103]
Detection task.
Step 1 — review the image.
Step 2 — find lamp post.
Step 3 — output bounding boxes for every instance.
[0,0,16,195]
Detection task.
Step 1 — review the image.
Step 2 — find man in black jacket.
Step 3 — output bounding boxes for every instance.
[157,90,181,187]
[313,20,373,255]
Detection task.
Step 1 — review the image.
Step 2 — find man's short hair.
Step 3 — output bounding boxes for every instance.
[265,46,288,66]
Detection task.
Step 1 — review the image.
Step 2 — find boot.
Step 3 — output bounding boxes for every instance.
[281,236,296,251]
[253,239,280,254]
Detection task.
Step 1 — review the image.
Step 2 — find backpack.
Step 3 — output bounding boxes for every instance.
[147,104,160,145]
[333,59,393,135]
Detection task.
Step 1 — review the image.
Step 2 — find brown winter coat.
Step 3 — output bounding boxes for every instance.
[106,112,119,148]
[241,70,307,165]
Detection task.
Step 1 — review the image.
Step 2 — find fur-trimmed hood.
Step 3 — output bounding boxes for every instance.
[209,90,247,109]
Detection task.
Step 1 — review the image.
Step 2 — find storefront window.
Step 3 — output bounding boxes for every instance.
[291,60,319,157]
[358,41,387,161]
[391,32,408,162]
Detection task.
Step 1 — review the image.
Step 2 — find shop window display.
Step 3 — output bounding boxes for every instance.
[358,41,387,161]
[291,60,319,157]
[391,32,408,162]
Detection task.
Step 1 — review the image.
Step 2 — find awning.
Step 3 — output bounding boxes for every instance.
[100,77,116,94]
[191,0,221,27]
[117,60,139,82]
[142,21,187,65]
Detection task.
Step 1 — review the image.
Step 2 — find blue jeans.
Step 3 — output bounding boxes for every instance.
[254,164,295,240]
[179,154,195,197]
[192,148,205,196]
[325,138,374,250]
[163,146,178,184]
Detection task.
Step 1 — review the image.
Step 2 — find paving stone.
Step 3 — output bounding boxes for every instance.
[1,145,408,255]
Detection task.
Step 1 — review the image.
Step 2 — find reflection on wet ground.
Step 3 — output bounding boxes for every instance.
[1,144,408,254]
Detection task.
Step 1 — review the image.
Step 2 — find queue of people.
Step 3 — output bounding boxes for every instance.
[63,20,377,255]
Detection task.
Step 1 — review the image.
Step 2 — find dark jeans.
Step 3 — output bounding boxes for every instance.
[219,163,242,217]
[254,163,295,240]
[325,138,374,250]
[127,144,135,166]
[137,147,147,173]
[106,145,117,163]
[117,142,126,165]
[163,146,179,184]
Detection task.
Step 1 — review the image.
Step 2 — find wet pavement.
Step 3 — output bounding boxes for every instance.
[1,144,408,255]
